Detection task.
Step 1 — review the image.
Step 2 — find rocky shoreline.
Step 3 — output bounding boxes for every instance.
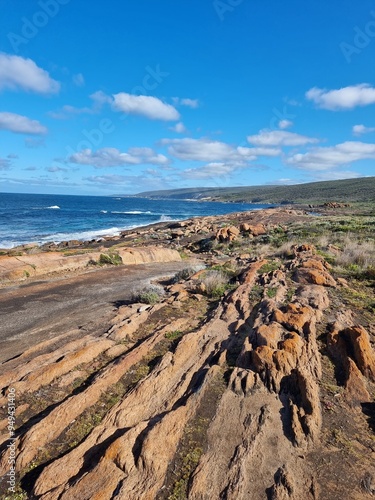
[0,205,374,499]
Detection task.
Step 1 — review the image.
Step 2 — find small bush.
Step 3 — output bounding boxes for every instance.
[266,287,278,298]
[257,260,281,274]
[132,284,165,304]
[165,330,183,340]
[98,253,123,266]
[201,270,229,298]
[173,265,205,282]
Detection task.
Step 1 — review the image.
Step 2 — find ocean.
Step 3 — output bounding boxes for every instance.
[0,192,274,249]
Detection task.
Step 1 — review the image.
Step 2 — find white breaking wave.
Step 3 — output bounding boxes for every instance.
[100,210,108,213]
[46,205,60,209]
[111,210,153,215]
[39,227,123,243]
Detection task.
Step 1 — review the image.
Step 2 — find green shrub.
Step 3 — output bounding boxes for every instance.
[257,260,281,274]
[98,253,123,266]
[266,287,278,298]
[165,330,183,340]
[132,284,165,304]
[201,270,229,298]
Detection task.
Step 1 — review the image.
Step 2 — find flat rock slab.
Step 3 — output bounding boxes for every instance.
[0,260,190,364]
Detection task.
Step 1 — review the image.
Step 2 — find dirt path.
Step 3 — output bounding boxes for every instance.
[0,261,190,364]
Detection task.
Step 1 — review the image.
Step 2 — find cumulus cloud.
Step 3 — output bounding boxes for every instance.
[49,92,110,120]
[237,146,282,157]
[247,129,318,147]
[306,84,375,110]
[182,162,241,179]
[162,138,282,164]
[352,124,375,136]
[172,97,199,108]
[68,147,169,168]
[286,141,375,171]
[0,53,60,94]
[0,112,47,135]
[278,120,293,129]
[112,93,180,121]
[162,138,235,162]
[170,122,187,133]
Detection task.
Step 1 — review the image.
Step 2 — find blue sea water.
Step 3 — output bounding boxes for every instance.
[0,193,274,249]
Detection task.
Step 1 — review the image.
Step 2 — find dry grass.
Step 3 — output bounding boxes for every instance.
[201,270,229,298]
[335,240,375,269]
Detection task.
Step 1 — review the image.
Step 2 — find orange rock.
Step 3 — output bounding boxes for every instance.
[255,322,284,349]
[273,303,314,334]
[252,345,275,372]
[342,326,375,381]
[215,226,240,242]
[295,268,336,287]
[240,223,266,236]
[301,259,326,272]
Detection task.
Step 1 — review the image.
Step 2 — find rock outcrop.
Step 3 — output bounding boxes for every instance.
[0,233,374,499]
[0,246,181,282]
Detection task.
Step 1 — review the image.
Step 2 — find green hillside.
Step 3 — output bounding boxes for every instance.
[136,177,375,204]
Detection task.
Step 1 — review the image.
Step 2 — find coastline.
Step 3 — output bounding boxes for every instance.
[0,193,277,251]
[0,202,374,499]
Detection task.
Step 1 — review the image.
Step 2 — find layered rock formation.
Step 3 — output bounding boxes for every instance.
[0,209,374,499]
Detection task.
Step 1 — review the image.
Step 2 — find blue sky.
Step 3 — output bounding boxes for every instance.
[0,0,374,195]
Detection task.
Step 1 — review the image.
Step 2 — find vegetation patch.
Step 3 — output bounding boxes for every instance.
[98,252,123,266]
[132,284,166,304]
[159,369,227,499]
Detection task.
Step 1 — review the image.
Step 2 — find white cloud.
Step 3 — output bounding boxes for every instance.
[47,166,68,172]
[162,138,282,164]
[311,170,362,181]
[278,119,293,129]
[247,129,318,147]
[73,73,85,87]
[266,178,298,185]
[49,92,110,120]
[306,84,375,110]
[112,93,180,121]
[182,162,240,179]
[0,112,47,135]
[173,97,199,108]
[286,141,375,171]
[0,53,60,94]
[90,90,113,109]
[352,124,375,136]
[68,147,169,168]
[237,146,282,157]
[85,175,130,185]
[163,138,240,162]
[170,122,187,133]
